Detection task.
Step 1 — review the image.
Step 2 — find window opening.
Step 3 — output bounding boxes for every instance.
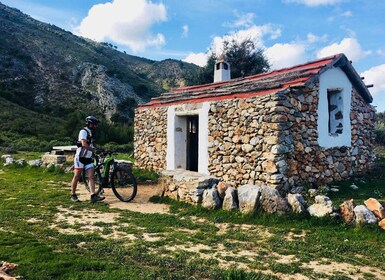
[327,88,343,136]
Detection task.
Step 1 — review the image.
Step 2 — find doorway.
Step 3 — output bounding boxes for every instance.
[186,116,199,171]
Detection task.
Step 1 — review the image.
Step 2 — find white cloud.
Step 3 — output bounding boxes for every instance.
[283,0,346,6]
[211,24,282,55]
[361,65,385,96]
[316,37,371,61]
[183,52,208,67]
[307,33,328,43]
[181,25,189,38]
[182,24,281,67]
[265,43,307,70]
[223,10,255,28]
[75,0,167,52]
[361,64,385,112]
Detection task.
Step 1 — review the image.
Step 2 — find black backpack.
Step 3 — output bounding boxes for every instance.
[76,128,94,147]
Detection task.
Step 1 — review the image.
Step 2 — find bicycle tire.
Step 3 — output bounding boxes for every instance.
[83,168,103,195]
[111,166,137,202]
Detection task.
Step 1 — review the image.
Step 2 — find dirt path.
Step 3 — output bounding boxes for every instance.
[77,182,169,214]
[54,183,385,279]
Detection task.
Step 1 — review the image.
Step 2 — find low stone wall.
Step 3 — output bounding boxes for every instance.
[51,146,77,162]
[159,170,219,204]
[160,171,385,230]
[41,153,66,164]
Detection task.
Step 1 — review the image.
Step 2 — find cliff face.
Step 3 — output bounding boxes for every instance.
[0,3,199,122]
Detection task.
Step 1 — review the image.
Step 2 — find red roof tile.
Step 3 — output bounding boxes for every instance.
[138,53,372,109]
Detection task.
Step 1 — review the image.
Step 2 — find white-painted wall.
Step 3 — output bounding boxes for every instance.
[166,102,210,174]
[317,67,352,148]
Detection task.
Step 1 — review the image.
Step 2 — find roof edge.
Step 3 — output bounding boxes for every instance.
[332,54,373,103]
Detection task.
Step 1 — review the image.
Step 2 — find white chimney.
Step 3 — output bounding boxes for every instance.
[213,55,230,83]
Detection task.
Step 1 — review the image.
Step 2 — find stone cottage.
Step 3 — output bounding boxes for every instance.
[134,53,376,193]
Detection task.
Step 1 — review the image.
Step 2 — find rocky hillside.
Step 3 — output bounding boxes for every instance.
[0,3,199,122]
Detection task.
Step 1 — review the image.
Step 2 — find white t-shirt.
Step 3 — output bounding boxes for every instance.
[75,127,94,158]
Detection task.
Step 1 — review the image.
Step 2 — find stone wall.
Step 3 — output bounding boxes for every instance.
[134,106,168,171]
[207,94,287,190]
[207,86,375,192]
[135,85,375,192]
[284,87,376,189]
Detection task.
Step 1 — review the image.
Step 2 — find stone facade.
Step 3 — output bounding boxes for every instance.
[134,54,375,194]
[284,86,375,189]
[135,84,375,192]
[208,94,287,188]
[135,85,375,192]
[134,106,168,170]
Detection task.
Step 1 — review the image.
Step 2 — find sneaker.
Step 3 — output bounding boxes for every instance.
[70,194,79,202]
[91,194,105,203]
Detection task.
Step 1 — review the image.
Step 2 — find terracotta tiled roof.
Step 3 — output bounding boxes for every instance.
[138,53,372,109]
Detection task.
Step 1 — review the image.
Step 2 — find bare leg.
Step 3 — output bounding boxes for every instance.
[86,167,96,195]
[71,169,83,195]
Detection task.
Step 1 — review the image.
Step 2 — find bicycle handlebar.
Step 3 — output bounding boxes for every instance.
[95,149,115,157]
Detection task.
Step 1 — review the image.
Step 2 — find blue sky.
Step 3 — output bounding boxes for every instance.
[2,0,385,112]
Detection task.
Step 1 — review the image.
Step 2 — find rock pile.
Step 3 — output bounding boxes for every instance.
[160,170,385,230]
[1,154,60,169]
[340,198,385,228]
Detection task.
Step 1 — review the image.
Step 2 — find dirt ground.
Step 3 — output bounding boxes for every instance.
[50,183,385,279]
[77,182,170,214]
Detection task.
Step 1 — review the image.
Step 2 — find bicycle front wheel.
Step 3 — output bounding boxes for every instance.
[111,166,137,202]
[83,168,103,195]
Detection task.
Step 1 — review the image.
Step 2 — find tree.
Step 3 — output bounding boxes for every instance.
[197,38,270,84]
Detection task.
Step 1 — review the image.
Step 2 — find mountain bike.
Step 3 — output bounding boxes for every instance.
[83,150,137,202]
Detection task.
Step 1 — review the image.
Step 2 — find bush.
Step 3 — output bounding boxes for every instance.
[132,168,159,182]
[375,121,385,145]
[102,142,133,153]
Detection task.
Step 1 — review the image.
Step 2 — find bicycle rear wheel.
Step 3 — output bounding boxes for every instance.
[83,168,103,195]
[111,166,137,202]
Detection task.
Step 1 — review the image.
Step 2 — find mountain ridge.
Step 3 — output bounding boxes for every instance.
[0,2,200,123]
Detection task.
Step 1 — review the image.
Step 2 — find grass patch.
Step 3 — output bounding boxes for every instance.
[1,158,385,279]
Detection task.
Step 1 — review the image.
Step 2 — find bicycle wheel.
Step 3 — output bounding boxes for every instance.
[111,166,137,202]
[83,168,103,195]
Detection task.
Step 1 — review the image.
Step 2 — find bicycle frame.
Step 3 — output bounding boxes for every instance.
[83,150,138,202]
[94,152,116,187]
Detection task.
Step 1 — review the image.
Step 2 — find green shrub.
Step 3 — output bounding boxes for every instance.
[132,168,159,182]
[102,142,133,153]
[375,121,385,145]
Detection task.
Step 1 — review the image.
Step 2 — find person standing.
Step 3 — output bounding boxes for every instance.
[70,116,105,203]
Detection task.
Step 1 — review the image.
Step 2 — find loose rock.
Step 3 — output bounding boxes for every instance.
[339,199,355,224]
[364,198,385,220]
[259,186,289,215]
[222,187,238,211]
[202,188,222,210]
[287,193,307,214]
[307,195,334,217]
[237,184,261,214]
[354,205,377,224]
